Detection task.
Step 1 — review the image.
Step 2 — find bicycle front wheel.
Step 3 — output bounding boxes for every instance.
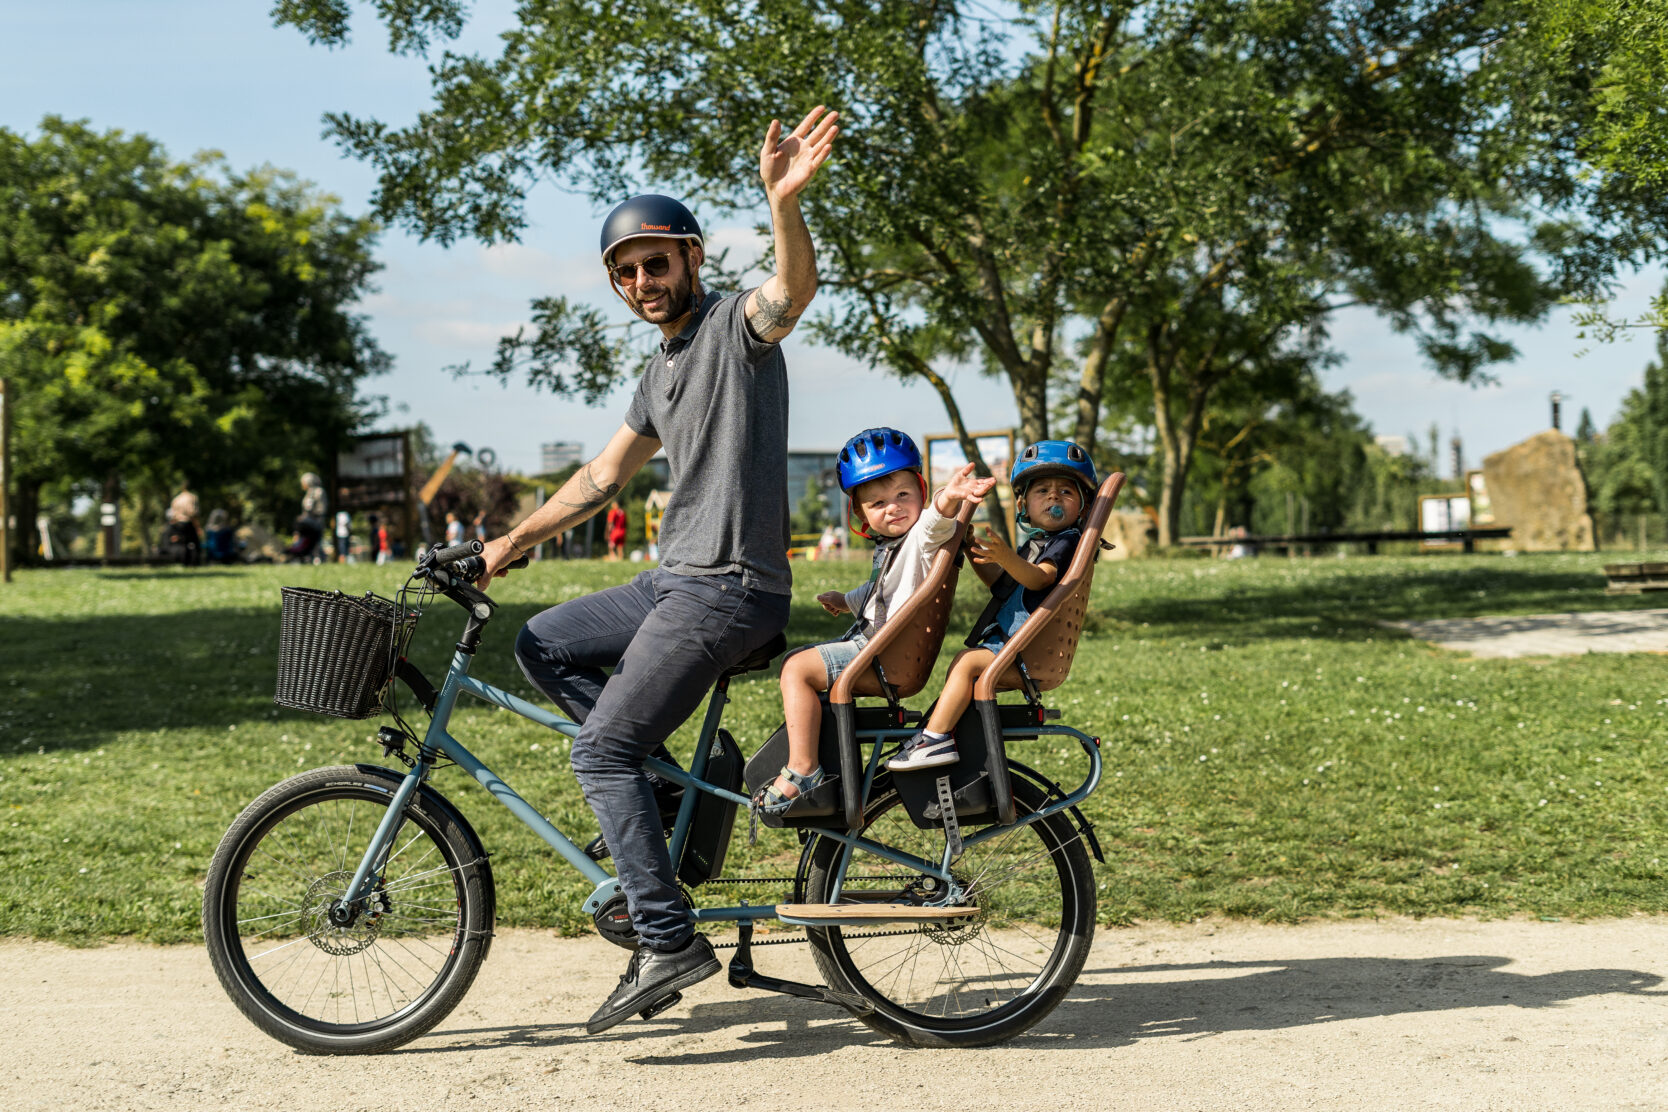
[803,775,1095,1047]
[202,766,493,1054]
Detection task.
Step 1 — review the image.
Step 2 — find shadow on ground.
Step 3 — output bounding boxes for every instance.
[405,952,1661,1062]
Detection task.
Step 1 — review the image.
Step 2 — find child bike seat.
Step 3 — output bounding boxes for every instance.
[973,471,1126,822]
[821,498,980,828]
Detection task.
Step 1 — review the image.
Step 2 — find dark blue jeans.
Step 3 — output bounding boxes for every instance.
[515,569,789,951]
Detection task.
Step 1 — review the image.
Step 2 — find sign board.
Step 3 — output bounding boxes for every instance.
[924,430,1015,529]
[336,432,411,511]
[1419,493,1471,550]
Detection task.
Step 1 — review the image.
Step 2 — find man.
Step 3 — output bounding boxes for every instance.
[477,106,838,1034]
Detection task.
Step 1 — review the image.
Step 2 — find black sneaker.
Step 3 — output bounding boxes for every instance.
[585,934,721,1035]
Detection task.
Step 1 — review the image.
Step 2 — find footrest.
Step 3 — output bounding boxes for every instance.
[775,903,979,926]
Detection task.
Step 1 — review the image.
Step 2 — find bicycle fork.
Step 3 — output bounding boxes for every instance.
[330,760,430,926]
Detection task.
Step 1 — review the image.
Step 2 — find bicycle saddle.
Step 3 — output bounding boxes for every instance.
[723,632,788,678]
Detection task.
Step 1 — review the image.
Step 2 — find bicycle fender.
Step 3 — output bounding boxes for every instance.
[1004,759,1104,864]
[352,763,499,935]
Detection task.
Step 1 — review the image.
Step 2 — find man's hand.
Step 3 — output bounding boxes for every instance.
[935,462,997,516]
[817,590,850,616]
[760,106,839,200]
[475,535,522,589]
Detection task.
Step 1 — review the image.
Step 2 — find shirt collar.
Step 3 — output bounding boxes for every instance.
[659,288,717,355]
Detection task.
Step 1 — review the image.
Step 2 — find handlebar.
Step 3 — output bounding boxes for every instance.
[424,538,484,567]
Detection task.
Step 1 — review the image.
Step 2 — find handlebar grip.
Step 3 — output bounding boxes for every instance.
[507,554,530,570]
[430,539,484,566]
[451,552,529,583]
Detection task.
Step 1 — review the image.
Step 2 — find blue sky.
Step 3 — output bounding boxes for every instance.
[4,1,1662,478]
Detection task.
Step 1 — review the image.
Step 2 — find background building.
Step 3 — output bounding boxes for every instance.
[540,441,585,473]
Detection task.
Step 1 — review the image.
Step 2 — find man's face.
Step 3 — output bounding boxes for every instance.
[611,237,702,324]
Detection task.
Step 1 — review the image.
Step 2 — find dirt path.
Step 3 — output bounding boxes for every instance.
[5,918,1667,1112]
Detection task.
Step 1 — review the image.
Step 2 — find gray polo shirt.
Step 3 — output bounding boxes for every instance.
[624,289,792,596]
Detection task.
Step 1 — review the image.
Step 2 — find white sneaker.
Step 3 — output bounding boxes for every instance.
[887,732,959,771]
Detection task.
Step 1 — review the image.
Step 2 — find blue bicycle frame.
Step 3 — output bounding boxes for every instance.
[335,640,1103,925]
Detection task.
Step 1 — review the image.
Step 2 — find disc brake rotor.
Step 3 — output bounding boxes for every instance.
[301,871,387,957]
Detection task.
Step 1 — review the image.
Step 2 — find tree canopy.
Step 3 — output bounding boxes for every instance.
[0,117,389,552]
[276,0,1668,542]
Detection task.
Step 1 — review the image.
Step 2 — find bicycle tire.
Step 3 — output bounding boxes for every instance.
[202,765,494,1054]
[803,775,1094,1047]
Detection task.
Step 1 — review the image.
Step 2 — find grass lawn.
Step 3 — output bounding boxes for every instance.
[3,550,1667,943]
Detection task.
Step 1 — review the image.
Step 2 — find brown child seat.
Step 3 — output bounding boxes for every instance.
[813,497,980,829]
[972,471,1127,824]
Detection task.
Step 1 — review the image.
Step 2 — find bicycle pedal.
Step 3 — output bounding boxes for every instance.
[638,991,683,1021]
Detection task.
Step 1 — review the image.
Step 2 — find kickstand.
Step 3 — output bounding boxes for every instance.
[728,920,871,1014]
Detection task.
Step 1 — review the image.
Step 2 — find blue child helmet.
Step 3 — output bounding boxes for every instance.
[837,428,922,493]
[1010,440,1098,528]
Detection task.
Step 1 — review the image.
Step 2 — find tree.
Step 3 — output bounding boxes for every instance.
[275,1,1663,546]
[0,118,389,555]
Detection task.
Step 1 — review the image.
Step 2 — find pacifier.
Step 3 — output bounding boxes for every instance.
[1045,505,1065,520]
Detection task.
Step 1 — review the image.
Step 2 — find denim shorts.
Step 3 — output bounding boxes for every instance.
[815,634,870,683]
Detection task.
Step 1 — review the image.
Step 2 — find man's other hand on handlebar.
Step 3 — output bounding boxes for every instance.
[476,535,525,589]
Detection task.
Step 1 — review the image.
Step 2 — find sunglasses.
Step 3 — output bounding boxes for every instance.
[609,252,673,284]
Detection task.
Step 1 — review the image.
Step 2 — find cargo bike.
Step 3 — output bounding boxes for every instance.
[201,474,1127,1052]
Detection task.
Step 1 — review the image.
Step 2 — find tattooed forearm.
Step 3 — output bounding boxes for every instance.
[747,286,803,339]
[557,462,621,513]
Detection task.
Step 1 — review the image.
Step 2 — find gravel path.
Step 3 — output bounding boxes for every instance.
[6,917,1667,1111]
[1389,608,1668,658]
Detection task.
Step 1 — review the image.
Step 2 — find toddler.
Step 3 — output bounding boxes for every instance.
[753,427,993,813]
[889,440,1098,770]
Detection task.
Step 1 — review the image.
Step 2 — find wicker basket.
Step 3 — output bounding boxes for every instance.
[274,587,416,719]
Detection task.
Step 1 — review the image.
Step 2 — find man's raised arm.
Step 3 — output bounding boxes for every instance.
[477,423,661,584]
[744,105,839,344]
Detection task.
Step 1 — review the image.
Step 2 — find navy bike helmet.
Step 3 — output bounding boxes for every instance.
[599,194,703,263]
[1011,440,1098,529]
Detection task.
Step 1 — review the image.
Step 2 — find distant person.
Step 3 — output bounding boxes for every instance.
[375,516,392,565]
[445,511,465,547]
[474,511,487,545]
[203,508,240,564]
[284,472,327,562]
[164,481,201,566]
[817,522,838,559]
[606,502,627,560]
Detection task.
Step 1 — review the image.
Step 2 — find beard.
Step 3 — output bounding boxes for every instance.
[625,269,695,324]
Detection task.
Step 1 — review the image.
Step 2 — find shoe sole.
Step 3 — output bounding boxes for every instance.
[887,753,959,771]
[584,955,722,1035]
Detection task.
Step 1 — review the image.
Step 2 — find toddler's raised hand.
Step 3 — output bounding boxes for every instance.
[817,590,850,615]
[938,462,997,514]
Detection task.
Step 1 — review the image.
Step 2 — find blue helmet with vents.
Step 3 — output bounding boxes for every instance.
[837,428,922,493]
[1011,440,1098,529]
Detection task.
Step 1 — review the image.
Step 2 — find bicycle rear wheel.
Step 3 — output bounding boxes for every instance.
[202,765,493,1054]
[803,775,1094,1047]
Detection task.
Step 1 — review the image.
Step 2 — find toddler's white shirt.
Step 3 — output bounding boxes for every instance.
[842,502,957,632]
